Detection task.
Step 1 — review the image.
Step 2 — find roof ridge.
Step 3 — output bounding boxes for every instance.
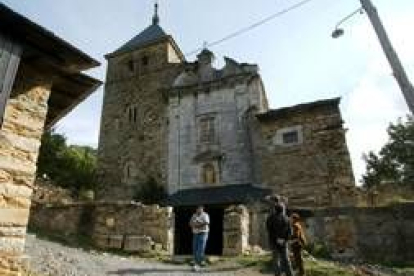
[109,24,168,56]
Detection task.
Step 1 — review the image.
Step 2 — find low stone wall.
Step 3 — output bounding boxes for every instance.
[29,202,173,254]
[92,202,173,253]
[304,203,414,264]
[248,202,414,264]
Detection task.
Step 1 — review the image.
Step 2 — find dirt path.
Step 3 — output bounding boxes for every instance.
[25,234,264,276]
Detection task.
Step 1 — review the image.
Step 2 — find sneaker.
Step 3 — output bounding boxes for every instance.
[192,264,200,272]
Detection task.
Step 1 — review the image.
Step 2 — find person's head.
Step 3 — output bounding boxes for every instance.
[273,203,284,215]
[196,206,204,214]
[291,213,300,222]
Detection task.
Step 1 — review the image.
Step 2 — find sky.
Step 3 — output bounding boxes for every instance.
[2,0,412,184]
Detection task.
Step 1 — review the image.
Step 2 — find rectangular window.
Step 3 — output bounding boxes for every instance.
[282,131,299,144]
[199,117,215,143]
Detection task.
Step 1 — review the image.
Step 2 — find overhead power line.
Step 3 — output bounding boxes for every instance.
[185,0,317,57]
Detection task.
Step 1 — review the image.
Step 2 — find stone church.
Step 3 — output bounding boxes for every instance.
[96,5,356,254]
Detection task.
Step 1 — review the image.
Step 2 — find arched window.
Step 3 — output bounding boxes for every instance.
[201,163,217,184]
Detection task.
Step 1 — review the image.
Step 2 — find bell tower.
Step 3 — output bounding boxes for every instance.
[97,3,184,200]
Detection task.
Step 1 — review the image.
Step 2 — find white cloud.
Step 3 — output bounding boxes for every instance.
[343,72,407,184]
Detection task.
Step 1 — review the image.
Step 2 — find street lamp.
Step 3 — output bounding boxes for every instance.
[332,0,414,114]
[331,7,363,38]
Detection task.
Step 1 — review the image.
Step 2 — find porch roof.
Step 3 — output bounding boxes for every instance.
[0,3,102,128]
[165,184,272,207]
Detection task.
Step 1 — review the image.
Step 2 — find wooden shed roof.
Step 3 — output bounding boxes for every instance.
[0,3,102,128]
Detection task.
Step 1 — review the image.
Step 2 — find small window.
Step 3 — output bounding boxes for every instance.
[133,107,137,123]
[273,125,303,146]
[127,60,134,72]
[123,161,137,185]
[282,131,299,144]
[126,106,138,124]
[142,56,149,66]
[128,108,132,122]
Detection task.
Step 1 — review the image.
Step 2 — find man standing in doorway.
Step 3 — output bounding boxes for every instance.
[189,206,210,272]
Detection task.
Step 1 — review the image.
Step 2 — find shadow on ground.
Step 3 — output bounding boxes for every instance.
[107,266,241,275]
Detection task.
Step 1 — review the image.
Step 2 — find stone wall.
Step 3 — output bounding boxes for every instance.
[256,100,356,208]
[29,204,90,236]
[92,202,173,253]
[29,202,174,253]
[0,64,52,275]
[361,184,414,207]
[304,204,414,264]
[97,41,182,200]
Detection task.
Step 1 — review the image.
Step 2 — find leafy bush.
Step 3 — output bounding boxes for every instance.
[37,130,97,196]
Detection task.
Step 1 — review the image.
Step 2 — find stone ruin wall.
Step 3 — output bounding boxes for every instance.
[0,64,52,275]
[304,203,414,264]
[29,202,174,254]
[361,184,414,207]
[29,199,414,265]
[249,202,414,265]
[256,103,356,208]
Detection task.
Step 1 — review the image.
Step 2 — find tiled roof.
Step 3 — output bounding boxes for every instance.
[257,97,341,121]
[110,24,168,56]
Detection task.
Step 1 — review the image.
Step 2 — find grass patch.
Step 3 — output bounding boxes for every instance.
[236,254,355,275]
[394,267,414,275]
[236,254,272,269]
[306,259,354,276]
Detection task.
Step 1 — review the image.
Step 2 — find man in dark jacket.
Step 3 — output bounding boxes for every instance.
[266,202,293,276]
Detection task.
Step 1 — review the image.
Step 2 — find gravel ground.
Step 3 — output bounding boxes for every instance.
[25,234,263,276]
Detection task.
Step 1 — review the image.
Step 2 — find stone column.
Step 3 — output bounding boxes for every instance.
[223,205,249,256]
[0,65,52,275]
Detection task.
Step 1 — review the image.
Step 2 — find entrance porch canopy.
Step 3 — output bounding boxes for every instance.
[165,184,272,207]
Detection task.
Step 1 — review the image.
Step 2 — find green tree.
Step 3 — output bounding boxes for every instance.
[362,116,414,189]
[37,130,97,195]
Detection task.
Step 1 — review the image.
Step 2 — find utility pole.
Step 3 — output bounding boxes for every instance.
[360,0,414,114]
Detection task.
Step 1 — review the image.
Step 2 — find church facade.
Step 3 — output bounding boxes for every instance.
[96,8,356,209]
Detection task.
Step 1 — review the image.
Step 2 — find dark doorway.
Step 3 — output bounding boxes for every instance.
[174,205,224,255]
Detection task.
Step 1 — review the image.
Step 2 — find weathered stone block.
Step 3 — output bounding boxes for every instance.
[93,234,109,249]
[123,235,153,253]
[0,208,30,227]
[108,235,123,249]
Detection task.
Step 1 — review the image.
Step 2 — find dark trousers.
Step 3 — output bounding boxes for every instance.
[272,245,293,276]
[292,246,305,276]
